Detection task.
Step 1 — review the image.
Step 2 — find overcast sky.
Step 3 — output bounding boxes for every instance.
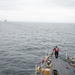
[0,0,75,23]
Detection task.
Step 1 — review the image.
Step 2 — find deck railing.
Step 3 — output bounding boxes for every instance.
[35,49,75,75]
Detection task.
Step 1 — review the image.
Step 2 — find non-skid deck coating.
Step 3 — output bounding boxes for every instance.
[50,56,75,75]
[37,56,75,75]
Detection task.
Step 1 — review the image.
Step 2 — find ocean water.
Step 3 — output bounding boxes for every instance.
[0,22,75,75]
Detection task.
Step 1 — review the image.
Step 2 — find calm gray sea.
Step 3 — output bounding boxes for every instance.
[0,22,75,75]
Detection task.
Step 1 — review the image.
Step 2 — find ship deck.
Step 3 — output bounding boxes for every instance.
[50,56,75,75]
[36,56,75,75]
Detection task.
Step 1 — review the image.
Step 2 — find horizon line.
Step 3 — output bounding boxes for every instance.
[0,20,75,24]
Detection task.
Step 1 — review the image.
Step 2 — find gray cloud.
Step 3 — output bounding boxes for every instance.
[0,0,27,10]
[0,0,75,23]
[0,0,75,11]
[38,0,75,8]
[53,0,75,8]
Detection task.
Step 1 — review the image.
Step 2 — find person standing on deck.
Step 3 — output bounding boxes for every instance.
[55,46,59,58]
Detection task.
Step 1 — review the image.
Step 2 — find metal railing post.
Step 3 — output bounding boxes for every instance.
[66,51,67,59]
[35,64,37,75]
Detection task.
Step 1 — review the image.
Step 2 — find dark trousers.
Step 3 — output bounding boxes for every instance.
[55,52,58,58]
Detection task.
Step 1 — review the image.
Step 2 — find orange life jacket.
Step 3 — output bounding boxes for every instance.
[55,48,59,52]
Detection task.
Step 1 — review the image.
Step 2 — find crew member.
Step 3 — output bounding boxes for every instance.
[55,46,59,58]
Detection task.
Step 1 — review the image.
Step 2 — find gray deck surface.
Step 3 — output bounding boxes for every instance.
[50,56,75,75]
[37,56,75,75]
